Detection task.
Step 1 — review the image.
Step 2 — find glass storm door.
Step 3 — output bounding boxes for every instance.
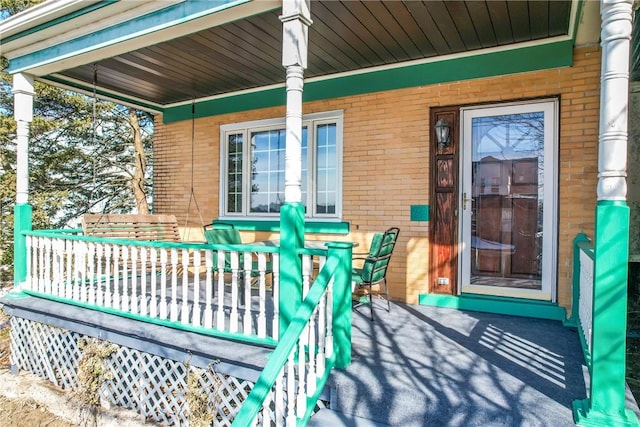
[460,100,558,300]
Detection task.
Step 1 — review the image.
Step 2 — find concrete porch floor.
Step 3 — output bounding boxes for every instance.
[327,300,640,427]
[2,293,639,426]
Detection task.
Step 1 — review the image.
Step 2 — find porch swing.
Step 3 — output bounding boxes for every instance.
[182,99,208,242]
[81,64,182,242]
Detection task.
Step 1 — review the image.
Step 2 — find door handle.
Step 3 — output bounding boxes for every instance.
[463,192,473,210]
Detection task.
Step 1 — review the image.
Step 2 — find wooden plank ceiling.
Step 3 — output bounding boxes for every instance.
[58,0,571,106]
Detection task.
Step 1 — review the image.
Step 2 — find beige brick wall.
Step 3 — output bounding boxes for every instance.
[154,46,600,310]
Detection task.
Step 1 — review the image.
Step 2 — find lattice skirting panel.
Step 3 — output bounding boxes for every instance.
[9,316,261,426]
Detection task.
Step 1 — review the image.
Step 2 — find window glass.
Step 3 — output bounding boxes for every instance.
[250,129,286,213]
[221,112,342,219]
[316,123,337,214]
[227,133,243,213]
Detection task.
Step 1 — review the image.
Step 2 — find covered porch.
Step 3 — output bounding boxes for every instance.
[1,0,639,425]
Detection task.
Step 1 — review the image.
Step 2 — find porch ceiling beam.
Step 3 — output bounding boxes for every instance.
[3,0,280,76]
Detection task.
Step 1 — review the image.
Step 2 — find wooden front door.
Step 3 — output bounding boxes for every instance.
[429,107,460,295]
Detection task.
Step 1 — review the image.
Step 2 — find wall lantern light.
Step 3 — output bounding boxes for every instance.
[434,118,451,151]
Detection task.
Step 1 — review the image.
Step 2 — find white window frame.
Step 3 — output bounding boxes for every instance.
[219,110,344,220]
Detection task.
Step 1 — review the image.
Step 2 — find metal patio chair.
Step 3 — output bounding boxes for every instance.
[352,227,400,321]
[203,222,273,296]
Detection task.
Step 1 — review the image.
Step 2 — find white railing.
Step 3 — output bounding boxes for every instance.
[573,234,595,365]
[578,249,594,355]
[21,231,326,345]
[232,250,349,426]
[260,280,333,426]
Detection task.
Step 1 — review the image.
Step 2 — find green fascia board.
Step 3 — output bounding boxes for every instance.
[418,293,568,322]
[212,219,350,234]
[1,1,117,45]
[7,0,249,74]
[163,40,574,124]
[42,75,163,113]
[168,87,286,123]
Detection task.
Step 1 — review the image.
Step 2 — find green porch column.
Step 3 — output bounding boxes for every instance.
[12,73,34,288]
[573,1,639,425]
[573,202,638,426]
[326,241,353,369]
[13,204,32,287]
[278,0,311,337]
[278,202,304,336]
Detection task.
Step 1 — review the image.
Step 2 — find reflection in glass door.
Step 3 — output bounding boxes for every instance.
[460,100,557,300]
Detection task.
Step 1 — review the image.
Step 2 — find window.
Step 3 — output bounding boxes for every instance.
[220,111,343,219]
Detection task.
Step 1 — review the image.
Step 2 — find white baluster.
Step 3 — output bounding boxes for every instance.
[286,351,297,426]
[302,254,311,299]
[51,239,58,295]
[170,248,179,321]
[139,247,148,316]
[72,241,81,300]
[104,245,112,308]
[203,250,213,329]
[87,243,96,304]
[31,237,38,291]
[150,248,158,318]
[112,245,120,310]
[275,369,285,427]
[64,239,72,298]
[307,306,317,396]
[216,250,226,330]
[257,253,267,338]
[121,246,129,312]
[316,290,327,377]
[243,251,253,334]
[44,238,52,294]
[272,253,280,340]
[79,241,88,302]
[52,239,61,296]
[95,244,103,306]
[33,237,40,291]
[160,249,168,319]
[130,246,138,314]
[230,251,239,333]
[181,249,190,324]
[326,278,334,358]
[296,325,308,417]
[191,250,201,327]
[25,236,32,290]
[261,391,274,427]
[38,237,45,292]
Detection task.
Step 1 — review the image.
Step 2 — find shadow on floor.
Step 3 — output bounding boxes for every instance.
[332,301,588,426]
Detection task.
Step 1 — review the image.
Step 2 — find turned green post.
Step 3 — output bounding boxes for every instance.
[13,204,32,287]
[573,202,638,426]
[278,203,304,337]
[572,1,638,425]
[326,241,353,368]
